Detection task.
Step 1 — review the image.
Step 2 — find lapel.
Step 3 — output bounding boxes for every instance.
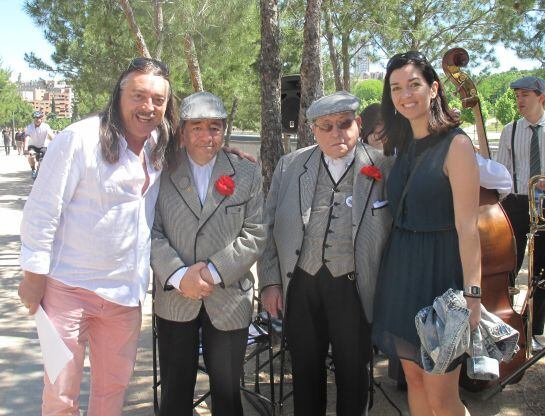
[352,142,375,243]
[298,146,321,225]
[198,149,235,229]
[170,149,201,219]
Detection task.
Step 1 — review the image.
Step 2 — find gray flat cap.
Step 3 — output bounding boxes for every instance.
[179,92,227,121]
[306,91,360,123]
[510,76,545,94]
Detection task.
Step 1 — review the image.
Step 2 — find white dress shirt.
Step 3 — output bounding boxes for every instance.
[20,116,161,307]
[167,154,222,291]
[25,122,54,148]
[496,113,545,195]
[323,146,356,182]
[476,154,512,198]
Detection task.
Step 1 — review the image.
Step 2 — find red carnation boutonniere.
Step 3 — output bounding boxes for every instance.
[215,175,235,196]
[360,165,382,181]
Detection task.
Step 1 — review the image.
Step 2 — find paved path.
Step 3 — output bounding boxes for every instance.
[0,150,544,415]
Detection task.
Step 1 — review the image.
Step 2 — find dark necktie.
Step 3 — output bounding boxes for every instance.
[530,124,541,177]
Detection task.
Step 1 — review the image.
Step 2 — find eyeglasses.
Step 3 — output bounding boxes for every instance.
[126,57,170,77]
[386,51,428,71]
[313,118,355,133]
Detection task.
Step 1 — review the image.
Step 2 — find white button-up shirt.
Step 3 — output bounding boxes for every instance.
[496,114,545,195]
[323,146,356,183]
[25,122,54,148]
[20,116,161,306]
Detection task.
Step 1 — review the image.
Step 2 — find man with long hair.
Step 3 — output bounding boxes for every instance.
[18,57,175,416]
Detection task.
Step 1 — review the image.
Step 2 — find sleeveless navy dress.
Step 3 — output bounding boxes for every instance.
[372,128,465,366]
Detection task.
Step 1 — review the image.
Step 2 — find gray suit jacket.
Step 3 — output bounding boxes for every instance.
[257,142,393,322]
[151,149,266,330]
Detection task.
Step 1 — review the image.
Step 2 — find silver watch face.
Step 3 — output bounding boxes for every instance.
[465,285,481,296]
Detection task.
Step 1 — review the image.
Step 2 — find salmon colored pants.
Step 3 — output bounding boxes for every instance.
[41,278,141,416]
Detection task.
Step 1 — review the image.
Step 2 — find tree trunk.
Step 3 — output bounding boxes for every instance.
[153,0,164,60]
[259,0,284,196]
[183,33,204,92]
[225,97,238,147]
[297,0,324,149]
[118,0,151,58]
[324,1,343,91]
[341,32,350,91]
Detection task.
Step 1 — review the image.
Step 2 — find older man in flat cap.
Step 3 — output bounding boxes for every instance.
[497,76,545,353]
[258,91,393,415]
[151,91,266,415]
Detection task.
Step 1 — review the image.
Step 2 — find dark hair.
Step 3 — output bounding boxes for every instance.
[381,51,460,156]
[359,103,383,144]
[99,57,176,169]
[165,116,227,171]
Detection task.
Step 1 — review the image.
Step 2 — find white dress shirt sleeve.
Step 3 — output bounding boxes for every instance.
[495,124,513,174]
[168,263,221,293]
[168,267,188,291]
[476,153,512,197]
[207,262,222,284]
[20,129,83,274]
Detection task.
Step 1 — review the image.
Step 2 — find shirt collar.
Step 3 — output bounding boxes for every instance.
[187,153,217,171]
[521,113,545,128]
[119,129,159,152]
[323,145,356,167]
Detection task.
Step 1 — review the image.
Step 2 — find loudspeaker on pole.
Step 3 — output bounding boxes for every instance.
[281,75,301,134]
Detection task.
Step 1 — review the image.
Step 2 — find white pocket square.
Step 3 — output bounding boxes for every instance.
[372,200,388,209]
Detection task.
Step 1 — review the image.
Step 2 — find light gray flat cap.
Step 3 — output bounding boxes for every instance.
[306,91,360,123]
[510,76,545,94]
[179,92,227,122]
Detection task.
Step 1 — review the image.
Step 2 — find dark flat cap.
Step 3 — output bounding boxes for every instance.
[179,92,227,122]
[510,76,545,94]
[306,91,360,123]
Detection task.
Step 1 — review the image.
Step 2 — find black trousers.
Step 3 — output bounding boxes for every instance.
[502,194,545,335]
[285,266,372,416]
[156,306,249,416]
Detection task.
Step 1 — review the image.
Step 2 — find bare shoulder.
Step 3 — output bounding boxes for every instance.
[448,133,476,159]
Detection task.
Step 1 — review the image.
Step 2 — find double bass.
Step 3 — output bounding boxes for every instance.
[442,48,528,391]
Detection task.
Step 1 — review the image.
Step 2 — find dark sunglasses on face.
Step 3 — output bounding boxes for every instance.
[127,57,170,77]
[386,51,428,71]
[313,118,355,133]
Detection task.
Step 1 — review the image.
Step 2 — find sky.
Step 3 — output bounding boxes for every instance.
[0,0,541,82]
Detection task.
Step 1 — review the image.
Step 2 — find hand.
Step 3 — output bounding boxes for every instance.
[179,262,214,300]
[18,271,47,315]
[223,146,257,163]
[199,266,215,285]
[261,285,283,318]
[465,296,482,330]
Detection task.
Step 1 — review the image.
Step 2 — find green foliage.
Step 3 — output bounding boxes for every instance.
[476,70,526,106]
[459,93,491,125]
[24,0,262,128]
[0,66,33,127]
[48,118,72,131]
[352,79,383,104]
[21,0,544,131]
[279,0,305,75]
[499,0,545,66]
[495,89,519,125]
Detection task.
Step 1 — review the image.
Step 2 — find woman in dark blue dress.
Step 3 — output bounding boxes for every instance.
[373,52,482,415]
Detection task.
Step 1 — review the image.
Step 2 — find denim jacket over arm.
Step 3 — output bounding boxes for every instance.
[415,289,519,380]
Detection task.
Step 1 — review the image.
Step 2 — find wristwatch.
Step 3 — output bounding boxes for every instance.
[463,285,481,298]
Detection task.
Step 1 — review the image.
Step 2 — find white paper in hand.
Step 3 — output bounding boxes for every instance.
[35,305,73,384]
